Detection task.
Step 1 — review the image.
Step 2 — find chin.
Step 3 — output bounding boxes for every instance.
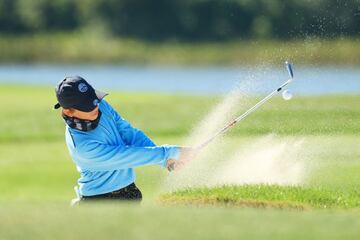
[89,113,99,120]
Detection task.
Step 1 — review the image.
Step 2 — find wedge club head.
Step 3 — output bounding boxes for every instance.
[285,61,294,79]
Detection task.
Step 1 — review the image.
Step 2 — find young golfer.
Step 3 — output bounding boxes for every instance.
[54,76,188,202]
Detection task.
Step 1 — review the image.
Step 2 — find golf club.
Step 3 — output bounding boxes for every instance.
[196,61,294,150]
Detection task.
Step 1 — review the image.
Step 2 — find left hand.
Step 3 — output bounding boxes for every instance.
[166,146,198,172]
[166,159,177,172]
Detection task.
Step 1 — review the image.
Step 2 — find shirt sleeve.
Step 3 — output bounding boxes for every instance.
[103,100,156,147]
[76,140,180,171]
[116,118,156,147]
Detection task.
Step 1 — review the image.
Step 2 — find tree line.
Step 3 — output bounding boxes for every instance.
[0,0,359,41]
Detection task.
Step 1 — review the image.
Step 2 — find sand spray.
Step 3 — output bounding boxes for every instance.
[162,70,306,192]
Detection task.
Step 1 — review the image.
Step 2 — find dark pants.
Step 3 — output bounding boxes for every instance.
[81,183,142,202]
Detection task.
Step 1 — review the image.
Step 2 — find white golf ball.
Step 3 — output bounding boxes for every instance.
[282,90,293,100]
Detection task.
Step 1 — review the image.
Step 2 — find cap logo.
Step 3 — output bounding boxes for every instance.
[78,83,88,93]
[93,99,99,106]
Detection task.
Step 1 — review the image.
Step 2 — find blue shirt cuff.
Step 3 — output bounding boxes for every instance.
[167,146,180,160]
[162,145,180,167]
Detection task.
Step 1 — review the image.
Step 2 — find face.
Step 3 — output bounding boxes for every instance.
[63,106,99,121]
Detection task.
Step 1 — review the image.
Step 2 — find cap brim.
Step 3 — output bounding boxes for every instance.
[95,89,108,100]
[53,103,61,110]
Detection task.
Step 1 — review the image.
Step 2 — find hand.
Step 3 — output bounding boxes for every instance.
[166,159,177,172]
[166,146,197,172]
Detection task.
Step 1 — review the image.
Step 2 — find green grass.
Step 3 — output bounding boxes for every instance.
[1,203,360,240]
[0,85,359,239]
[0,85,359,143]
[0,33,359,65]
[160,185,360,210]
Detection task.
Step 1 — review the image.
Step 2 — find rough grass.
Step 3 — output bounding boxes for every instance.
[160,185,360,210]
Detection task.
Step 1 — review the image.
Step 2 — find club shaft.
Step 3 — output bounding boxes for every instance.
[197,78,292,149]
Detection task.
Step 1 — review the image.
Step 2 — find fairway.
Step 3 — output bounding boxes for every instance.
[0,86,359,239]
[1,1,359,239]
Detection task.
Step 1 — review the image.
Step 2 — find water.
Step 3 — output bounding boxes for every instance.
[0,64,359,95]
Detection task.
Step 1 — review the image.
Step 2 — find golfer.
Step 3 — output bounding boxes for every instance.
[54,76,186,202]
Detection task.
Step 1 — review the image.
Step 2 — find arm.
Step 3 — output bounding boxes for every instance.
[103,100,155,147]
[76,140,180,172]
[116,118,156,147]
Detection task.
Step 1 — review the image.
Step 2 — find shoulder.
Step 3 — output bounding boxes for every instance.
[99,99,111,111]
[66,126,85,140]
[99,99,123,118]
[100,99,116,113]
[65,127,101,153]
[66,125,97,145]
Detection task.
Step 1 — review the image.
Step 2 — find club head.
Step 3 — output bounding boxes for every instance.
[285,61,294,79]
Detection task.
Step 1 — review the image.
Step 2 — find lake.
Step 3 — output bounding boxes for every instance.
[0,64,359,95]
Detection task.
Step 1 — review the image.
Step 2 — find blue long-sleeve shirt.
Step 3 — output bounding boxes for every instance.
[65,100,180,196]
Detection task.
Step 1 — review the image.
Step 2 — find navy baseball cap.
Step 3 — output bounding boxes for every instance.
[54,76,108,112]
